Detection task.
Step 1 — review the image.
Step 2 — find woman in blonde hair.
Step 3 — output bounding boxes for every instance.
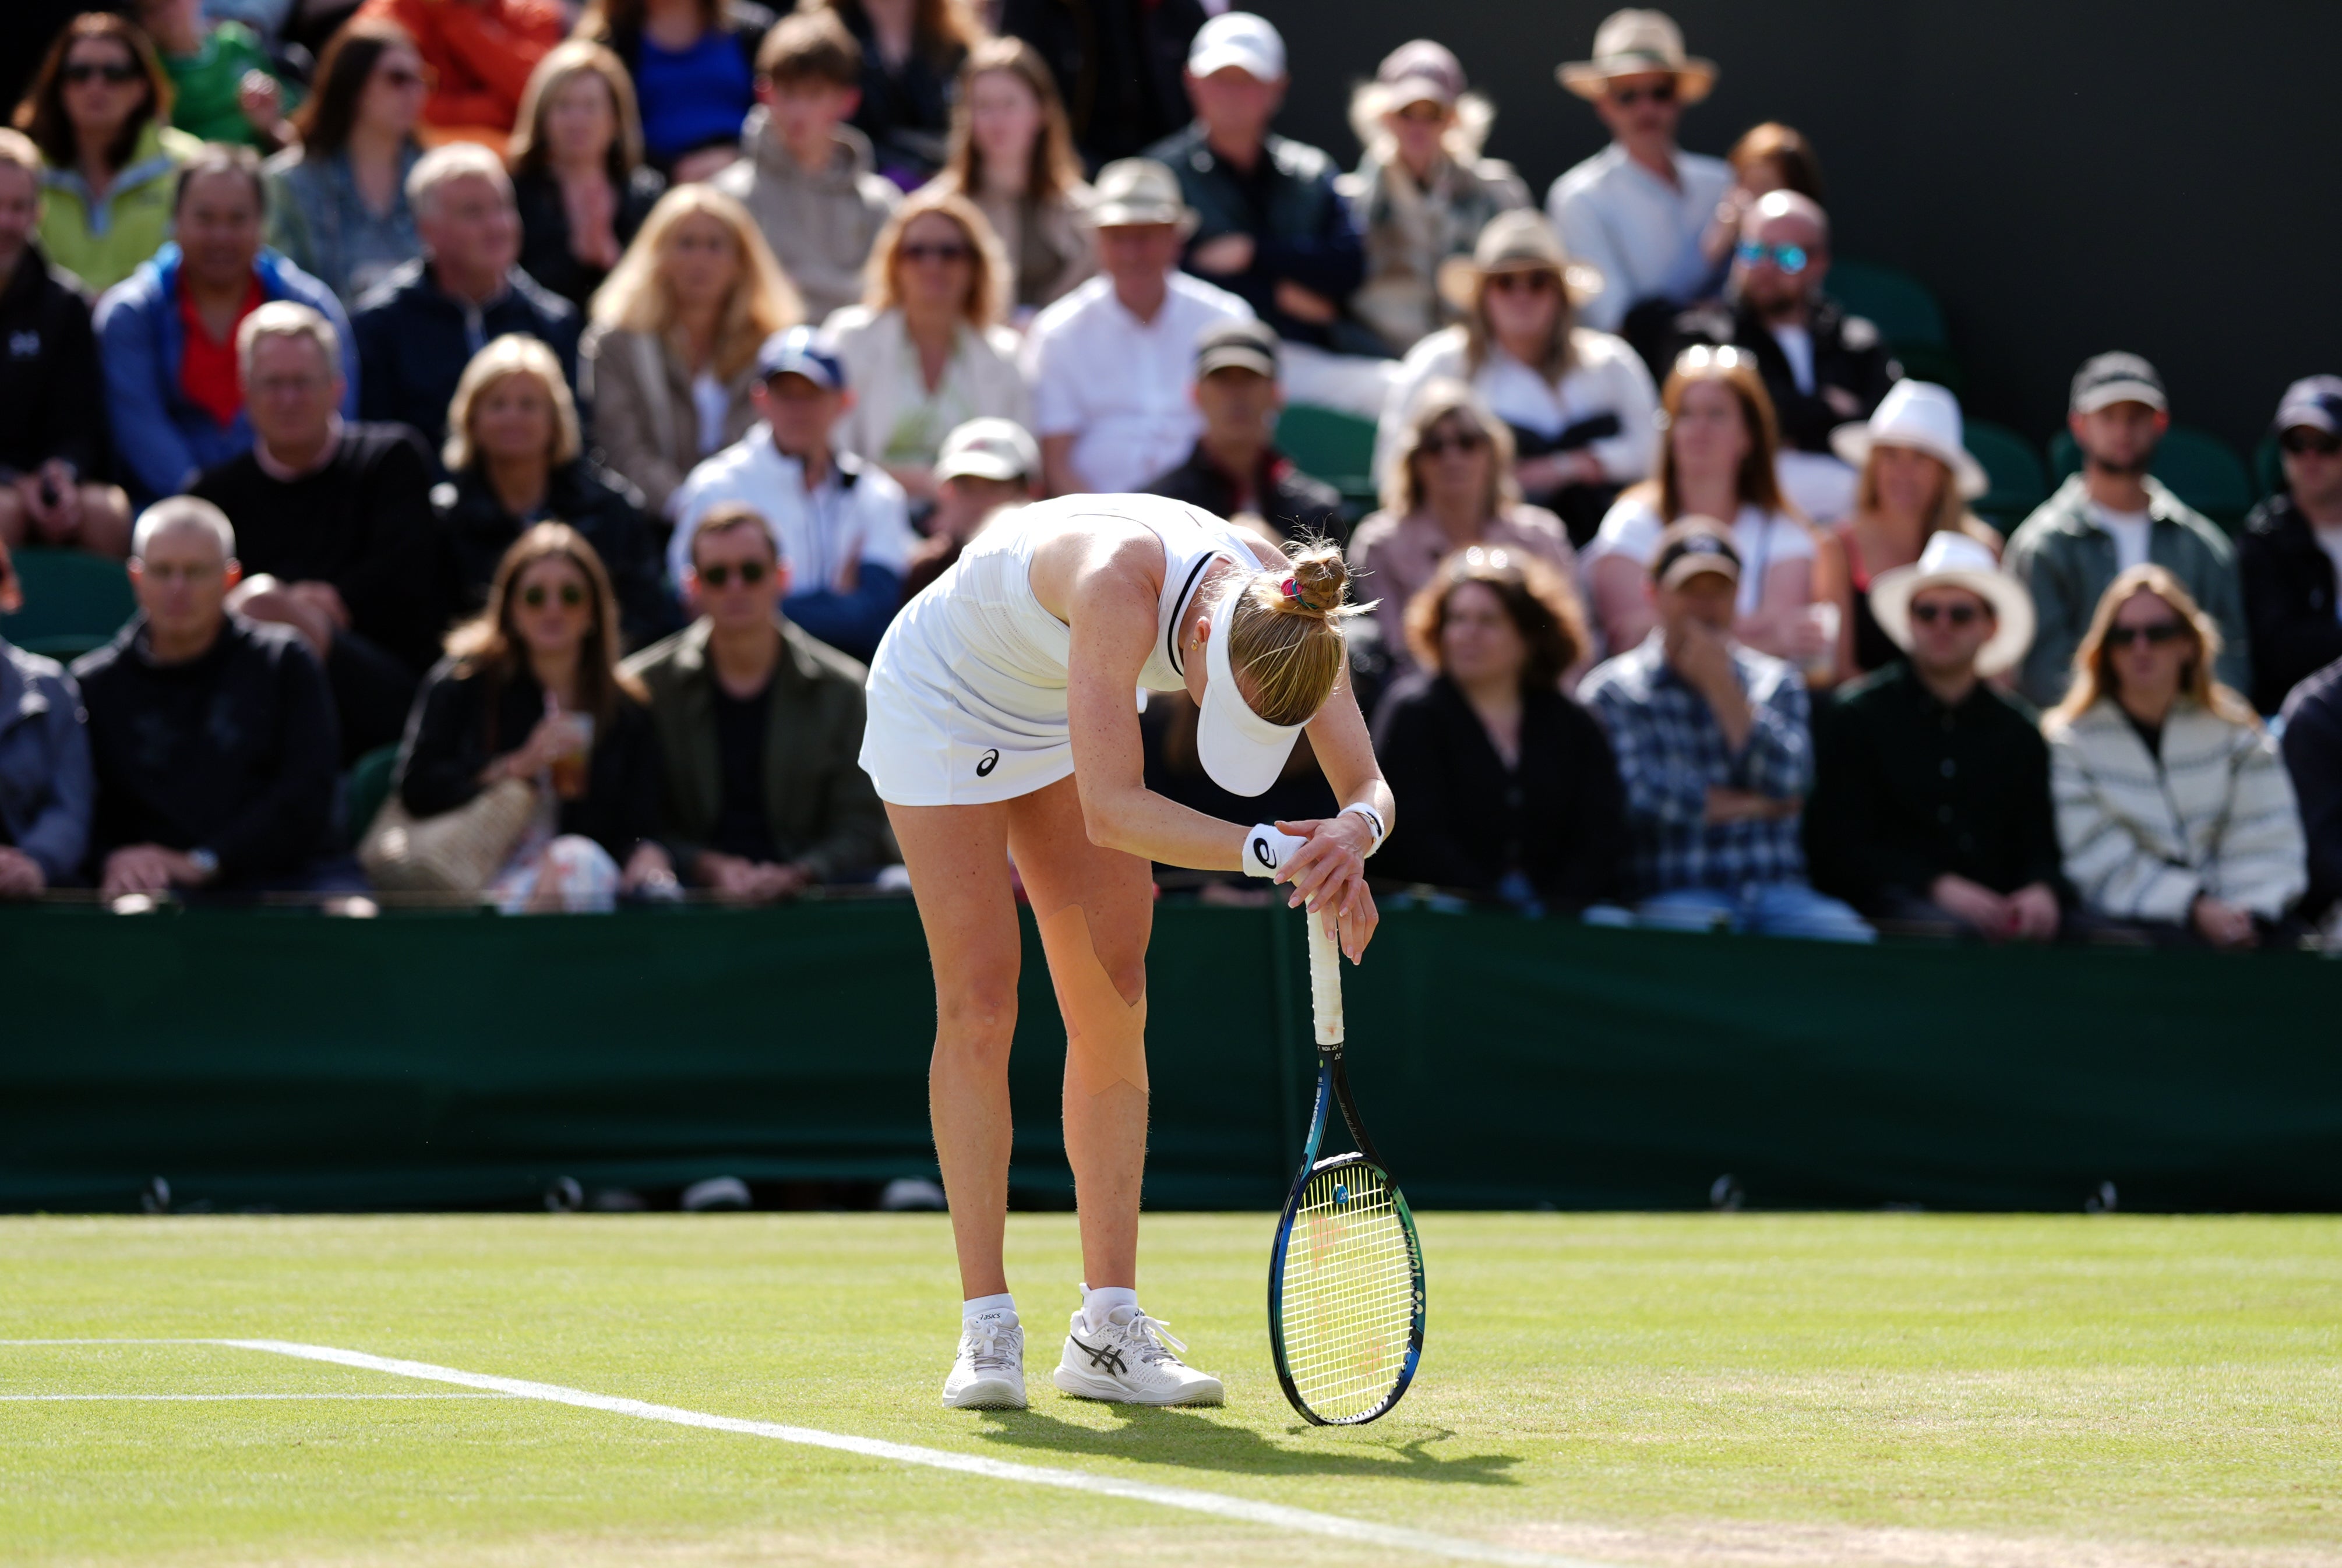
[581,184,802,516]
[824,186,1029,502]
[438,334,678,650]
[922,36,1092,315]
[2044,566,2305,948]
[507,40,666,310]
[863,492,1392,1413]
[1344,40,1526,358]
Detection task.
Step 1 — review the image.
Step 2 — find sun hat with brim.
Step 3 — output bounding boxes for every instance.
[1830,380,1988,500]
[1558,9,1717,104]
[1087,157,1198,235]
[1868,531,2035,678]
[1197,574,1308,797]
[1436,209,1603,313]
[934,416,1038,483]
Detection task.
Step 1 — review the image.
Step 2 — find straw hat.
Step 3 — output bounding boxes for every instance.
[1558,10,1717,104]
[1435,210,1603,313]
[1087,158,1198,235]
[1868,531,2036,677]
[1830,381,1990,499]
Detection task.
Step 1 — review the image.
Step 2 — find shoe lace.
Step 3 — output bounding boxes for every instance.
[1118,1312,1188,1366]
[963,1319,1020,1373]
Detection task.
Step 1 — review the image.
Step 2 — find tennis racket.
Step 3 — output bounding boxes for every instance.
[1267,909,1426,1425]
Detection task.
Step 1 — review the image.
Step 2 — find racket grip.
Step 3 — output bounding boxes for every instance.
[1305,909,1343,1047]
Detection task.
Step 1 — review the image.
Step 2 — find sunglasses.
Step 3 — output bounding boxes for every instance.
[2104,620,2188,649]
[1419,429,1489,457]
[1487,270,1558,296]
[697,560,768,589]
[64,61,142,86]
[1610,80,1677,107]
[2280,428,2341,457]
[1735,241,1811,274]
[520,582,587,610]
[901,242,972,264]
[1909,600,1983,627]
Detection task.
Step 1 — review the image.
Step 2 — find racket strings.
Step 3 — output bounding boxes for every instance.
[1276,1163,1417,1419]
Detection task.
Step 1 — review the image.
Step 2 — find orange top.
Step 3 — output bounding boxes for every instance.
[353,0,563,141]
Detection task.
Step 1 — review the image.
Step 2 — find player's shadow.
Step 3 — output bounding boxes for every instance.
[972,1408,1521,1485]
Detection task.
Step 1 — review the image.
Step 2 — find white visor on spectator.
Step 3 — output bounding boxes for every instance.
[1198,577,1306,797]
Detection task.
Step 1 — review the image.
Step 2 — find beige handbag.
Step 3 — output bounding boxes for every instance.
[359,778,539,895]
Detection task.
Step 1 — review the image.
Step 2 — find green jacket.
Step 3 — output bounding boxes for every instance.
[37,122,205,294]
[620,617,893,883]
[2003,474,2251,710]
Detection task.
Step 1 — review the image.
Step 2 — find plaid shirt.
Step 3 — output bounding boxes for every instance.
[1582,634,1816,897]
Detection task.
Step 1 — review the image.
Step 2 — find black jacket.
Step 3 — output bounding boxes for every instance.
[838,6,962,182]
[1143,442,1348,545]
[1807,662,2067,912]
[1370,672,1625,908]
[435,461,681,653]
[2280,655,2342,922]
[351,261,583,459]
[72,615,338,881]
[0,241,105,479]
[1666,295,1899,454]
[394,656,662,865]
[513,165,666,312]
[2237,493,2342,715]
[998,0,1203,167]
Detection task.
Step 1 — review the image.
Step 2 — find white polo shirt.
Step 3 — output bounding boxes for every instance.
[1020,271,1254,495]
[666,431,916,589]
[1546,142,1735,334]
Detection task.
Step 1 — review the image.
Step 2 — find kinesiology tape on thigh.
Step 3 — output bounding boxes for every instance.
[1036,902,1149,1097]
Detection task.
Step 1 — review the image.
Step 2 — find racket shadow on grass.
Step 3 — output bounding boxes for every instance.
[968,1408,1523,1486]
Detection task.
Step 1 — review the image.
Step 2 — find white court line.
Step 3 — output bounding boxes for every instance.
[0,1339,1615,1568]
[2,1392,507,1401]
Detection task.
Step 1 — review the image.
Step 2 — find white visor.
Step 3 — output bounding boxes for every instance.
[1197,576,1308,797]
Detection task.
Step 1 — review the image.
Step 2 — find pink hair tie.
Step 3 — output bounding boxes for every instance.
[1281,577,1300,600]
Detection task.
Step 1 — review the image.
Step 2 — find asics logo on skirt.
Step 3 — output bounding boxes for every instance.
[976,748,1000,778]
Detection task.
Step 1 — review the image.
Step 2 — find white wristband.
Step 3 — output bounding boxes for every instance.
[1340,802,1387,856]
[1240,823,1310,879]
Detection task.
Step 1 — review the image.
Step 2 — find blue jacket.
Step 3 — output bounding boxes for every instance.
[351,260,582,462]
[93,244,358,503]
[0,637,93,885]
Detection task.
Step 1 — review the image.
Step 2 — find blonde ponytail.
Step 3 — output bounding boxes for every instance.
[1226,538,1374,726]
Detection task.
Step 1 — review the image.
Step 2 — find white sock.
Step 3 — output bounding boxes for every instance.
[1082,1284,1137,1333]
[962,1292,1015,1325]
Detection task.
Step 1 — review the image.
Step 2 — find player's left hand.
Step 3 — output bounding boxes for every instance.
[1272,815,1378,962]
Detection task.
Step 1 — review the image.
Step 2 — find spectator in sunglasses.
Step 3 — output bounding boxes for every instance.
[826,189,1031,506]
[1546,9,1729,370]
[1348,381,1576,679]
[622,502,891,902]
[2044,566,2301,949]
[13,13,203,294]
[2237,377,2342,714]
[263,20,429,308]
[350,0,562,146]
[1666,191,1896,524]
[2006,354,2249,709]
[1807,533,2066,941]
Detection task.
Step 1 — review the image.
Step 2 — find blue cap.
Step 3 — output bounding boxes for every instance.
[754,326,846,391]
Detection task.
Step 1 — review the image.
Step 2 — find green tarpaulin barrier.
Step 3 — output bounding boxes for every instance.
[3,903,2337,1212]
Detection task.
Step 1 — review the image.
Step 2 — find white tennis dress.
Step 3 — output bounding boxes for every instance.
[860,494,1262,807]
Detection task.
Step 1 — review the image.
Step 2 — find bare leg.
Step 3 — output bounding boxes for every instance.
[888,797,1020,1300]
[1007,776,1154,1294]
[76,486,132,559]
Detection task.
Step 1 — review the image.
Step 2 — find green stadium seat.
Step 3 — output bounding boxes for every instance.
[1276,404,1379,512]
[1827,260,1947,349]
[345,743,401,847]
[0,548,134,661]
[1962,421,2047,530]
[2252,435,2284,499]
[2048,424,2255,529]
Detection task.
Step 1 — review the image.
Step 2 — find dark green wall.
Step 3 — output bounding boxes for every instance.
[1253,0,2337,454]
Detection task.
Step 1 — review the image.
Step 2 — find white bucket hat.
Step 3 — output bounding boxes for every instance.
[1868,531,2036,677]
[1558,10,1717,103]
[1830,380,1990,500]
[1197,574,1307,797]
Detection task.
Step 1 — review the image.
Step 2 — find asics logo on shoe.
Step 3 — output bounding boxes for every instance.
[1070,1334,1127,1375]
[976,748,1000,778]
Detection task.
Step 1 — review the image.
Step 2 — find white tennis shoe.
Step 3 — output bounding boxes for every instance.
[1052,1304,1225,1405]
[941,1311,1027,1409]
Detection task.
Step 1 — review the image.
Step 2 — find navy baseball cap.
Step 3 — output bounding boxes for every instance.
[755,326,846,390]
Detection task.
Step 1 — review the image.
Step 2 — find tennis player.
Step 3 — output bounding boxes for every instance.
[860,492,1394,1410]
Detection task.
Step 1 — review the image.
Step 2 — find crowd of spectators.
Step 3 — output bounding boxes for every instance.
[0,3,2334,955]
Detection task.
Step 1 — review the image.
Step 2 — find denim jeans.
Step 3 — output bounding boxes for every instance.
[1635,881,1878,944]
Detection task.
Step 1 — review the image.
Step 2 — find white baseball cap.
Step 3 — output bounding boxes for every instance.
[934,417,1038,483]
[1197,574,1306,797]
[1188,12,1286,81]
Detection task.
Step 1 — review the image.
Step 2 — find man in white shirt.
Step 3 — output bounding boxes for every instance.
[668,327,915,663]
[1021,157,1253,497]
[1546,9,1731,362]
